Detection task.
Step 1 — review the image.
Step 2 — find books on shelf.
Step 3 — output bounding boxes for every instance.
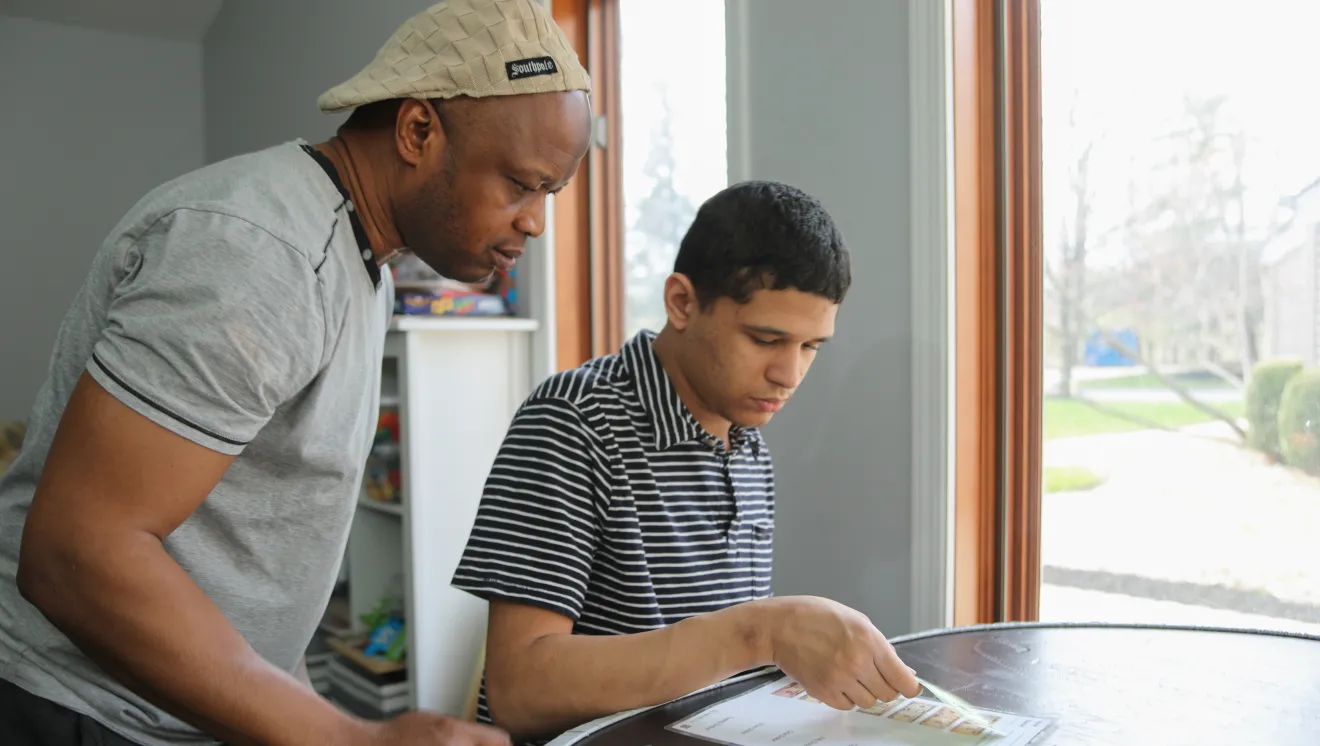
[309,627,412,719]
[305,629,335,696]
[326,645,410,720]
[319,597,356,638]
[389,253,515,318]
[362,408,402,506]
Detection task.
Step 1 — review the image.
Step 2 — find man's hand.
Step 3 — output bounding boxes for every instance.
[760,596,921,711]
[358,712,510,746]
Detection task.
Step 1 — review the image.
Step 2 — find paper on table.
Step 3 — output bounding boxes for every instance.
[541,666,780,746]
[666,675,1055,745]
[916,676,1002,735]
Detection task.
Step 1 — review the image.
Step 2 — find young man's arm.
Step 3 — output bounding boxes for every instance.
[484,596,917,740]
[452,398,919,741]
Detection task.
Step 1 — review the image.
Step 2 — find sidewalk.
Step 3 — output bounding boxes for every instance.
[1040,585,1320,637]
[1041,423,1320,629]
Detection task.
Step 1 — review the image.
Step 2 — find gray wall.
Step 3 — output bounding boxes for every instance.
[204,1,439,163]
[0,14,204,420]
[728,0,915,636]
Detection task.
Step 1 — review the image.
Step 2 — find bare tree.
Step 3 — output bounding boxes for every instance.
[1136,95,1259,378]
[1069,94,1266,442]
[623,83,697,335]
[1044,99,1098,398]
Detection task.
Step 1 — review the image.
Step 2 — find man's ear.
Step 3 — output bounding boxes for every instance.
[394,99,446,167]
[663,273,700,331]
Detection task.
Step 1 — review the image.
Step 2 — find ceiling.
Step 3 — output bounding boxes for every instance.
[0,0,223,41]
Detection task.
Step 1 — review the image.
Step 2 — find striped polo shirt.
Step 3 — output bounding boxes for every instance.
[451,329,776,733]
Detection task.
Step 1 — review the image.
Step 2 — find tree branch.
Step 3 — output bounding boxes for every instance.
[1075,397,1174,433]
[1096,329,1246,441]
[1045,261,1065,293]
[1200,357,1244,390]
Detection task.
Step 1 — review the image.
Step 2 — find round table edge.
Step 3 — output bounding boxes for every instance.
[889,620,1320,646]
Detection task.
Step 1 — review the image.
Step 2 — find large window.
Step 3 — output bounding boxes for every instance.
[618,0,727,339]
[1036,0,1320,634]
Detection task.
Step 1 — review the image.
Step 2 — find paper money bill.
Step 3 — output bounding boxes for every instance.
[915,676,1003,735]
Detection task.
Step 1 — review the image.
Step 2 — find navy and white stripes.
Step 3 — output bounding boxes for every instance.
[451,330,776,733]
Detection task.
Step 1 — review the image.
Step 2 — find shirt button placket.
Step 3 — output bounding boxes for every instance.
[723,448,738,557]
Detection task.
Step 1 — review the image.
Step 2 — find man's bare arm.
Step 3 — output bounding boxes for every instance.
[482,599,771,740]
[17,373,368,746]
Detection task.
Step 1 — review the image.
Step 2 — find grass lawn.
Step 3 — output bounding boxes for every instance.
[1044,398,1246,441]
[1044,465,1104,493]
[1076,371,1233,391]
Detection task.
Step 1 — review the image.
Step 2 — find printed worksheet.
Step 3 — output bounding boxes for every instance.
[667,676,1053,746]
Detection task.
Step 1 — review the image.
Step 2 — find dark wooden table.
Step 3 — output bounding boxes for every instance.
[571,622,1320,745]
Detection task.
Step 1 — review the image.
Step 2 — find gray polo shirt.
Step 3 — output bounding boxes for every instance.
[0,140,392,745]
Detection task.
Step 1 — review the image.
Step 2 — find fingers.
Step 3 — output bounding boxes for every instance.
[463,722,512,746]
[840,679,879,711]
[807,683,857,711]
[822,692,858,711]
[873,640,922,699]
[434,717,511,746]
[477,730,513,746]
[857,660,900,705]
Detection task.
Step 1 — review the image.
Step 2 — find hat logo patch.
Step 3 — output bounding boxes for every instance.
[506,56,559,81]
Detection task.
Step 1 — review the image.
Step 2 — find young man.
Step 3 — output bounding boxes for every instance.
[452,181,921,743]
[0,2,591,744]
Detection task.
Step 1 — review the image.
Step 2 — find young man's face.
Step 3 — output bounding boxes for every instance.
[683,287,838,429]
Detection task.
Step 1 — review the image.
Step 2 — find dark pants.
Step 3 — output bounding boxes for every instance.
[0,677,142,746]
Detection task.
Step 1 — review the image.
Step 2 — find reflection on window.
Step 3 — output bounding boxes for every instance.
[619,0,727,339]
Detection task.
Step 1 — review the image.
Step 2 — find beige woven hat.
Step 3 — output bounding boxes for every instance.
[318,0,591,113]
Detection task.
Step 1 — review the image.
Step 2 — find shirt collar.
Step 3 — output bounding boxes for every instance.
[620,330,764,454]
[299,143,382,290]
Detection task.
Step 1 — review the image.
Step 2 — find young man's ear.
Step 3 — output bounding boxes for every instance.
[662,273,700,331]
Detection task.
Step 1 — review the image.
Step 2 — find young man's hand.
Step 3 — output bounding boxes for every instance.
[759,596,921,711]
[355,712,510,746]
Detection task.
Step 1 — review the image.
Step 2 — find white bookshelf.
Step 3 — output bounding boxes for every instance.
[388,315,540,333]
[326,319,539,718]
[321,230,557,718]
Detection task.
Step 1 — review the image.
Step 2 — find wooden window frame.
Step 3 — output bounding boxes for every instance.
[951,0,999,626]
[998,0,1044,623]
[550,0,625,371]
[561,0,1044,621]
[952,0,1043,625]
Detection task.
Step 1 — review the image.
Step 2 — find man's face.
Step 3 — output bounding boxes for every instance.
[395,91,592,283]
[680,286,839,429]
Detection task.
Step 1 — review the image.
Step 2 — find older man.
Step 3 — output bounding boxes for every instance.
[0,2,591,745]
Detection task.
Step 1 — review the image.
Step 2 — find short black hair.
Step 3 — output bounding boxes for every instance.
[673,180,851,307]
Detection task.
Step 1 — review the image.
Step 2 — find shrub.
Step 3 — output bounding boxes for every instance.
[1245,358,1303,459]
[1278,368,1320,475]
[1044,466,1104,494]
